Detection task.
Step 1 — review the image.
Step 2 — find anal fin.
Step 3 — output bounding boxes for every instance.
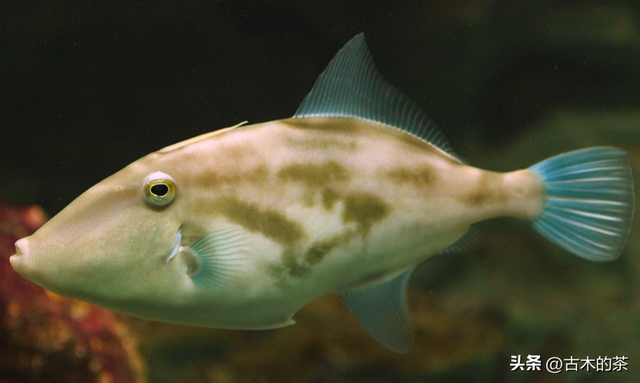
[338,267,415,353]
[436,226,482,255]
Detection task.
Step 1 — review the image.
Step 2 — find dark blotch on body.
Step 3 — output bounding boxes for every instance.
[304,230,355,265]
[461,172,506,206]
[280,248,310,277]
[342,192,390,235]
[285,136,358,152]
[214,196,305,246]
[274,230,356,278]
[205,165,268,187]
[271,192,389,279]
[385,166,436,186]
[280,117,363,135]
[218,143,256,162]
[321,188,340,210]
[279,161,350,211]
[278,161,351,189]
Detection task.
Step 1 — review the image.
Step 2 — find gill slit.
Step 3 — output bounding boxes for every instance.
[166,227,183,263]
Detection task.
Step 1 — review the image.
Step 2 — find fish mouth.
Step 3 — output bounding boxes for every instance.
[10,237,29,276]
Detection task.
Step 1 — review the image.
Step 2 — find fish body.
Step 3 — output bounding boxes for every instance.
[10,34,634,353]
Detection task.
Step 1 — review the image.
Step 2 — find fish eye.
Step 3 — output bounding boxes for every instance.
[143,172,176,206]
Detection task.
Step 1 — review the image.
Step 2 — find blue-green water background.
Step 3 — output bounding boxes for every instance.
[1,1,639,382]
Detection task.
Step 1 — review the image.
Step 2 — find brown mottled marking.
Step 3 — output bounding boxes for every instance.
[278,161,351,189]
[217,142,258,162]
[460,171,507,206]
[280,117,363,135]
[342,192,390,235]
[321,188,340,210]
[203,165,268,187]
[269,192,390,279]
[213,196,305,246]
[273,229,357,278]
[285,136,358,152]
[281,117,461,161]
[267,262,286,281]
[248,165,269,181]
[281,248,309,277]
[384,166,436,186]
[301,191,315,207]
[304,230,355,265]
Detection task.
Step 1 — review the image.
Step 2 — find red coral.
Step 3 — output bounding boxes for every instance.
[0,204,146,383]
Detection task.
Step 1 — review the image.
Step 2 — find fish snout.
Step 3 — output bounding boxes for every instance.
[11,236,54,289]
[10,237,30,275]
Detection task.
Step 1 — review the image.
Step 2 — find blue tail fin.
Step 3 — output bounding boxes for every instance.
[529,147,634,261]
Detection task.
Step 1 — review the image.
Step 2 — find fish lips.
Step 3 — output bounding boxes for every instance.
[11,236,78,297]
[10,236,41,283]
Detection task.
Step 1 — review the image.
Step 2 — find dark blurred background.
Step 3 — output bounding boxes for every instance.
[1,1,639,383]
[3,0,639,213]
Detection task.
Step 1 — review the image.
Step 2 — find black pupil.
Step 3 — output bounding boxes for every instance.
[150,183,169,196]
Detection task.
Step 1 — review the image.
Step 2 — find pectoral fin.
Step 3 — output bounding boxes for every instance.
[185,227,249,290]
[338,267,415,353]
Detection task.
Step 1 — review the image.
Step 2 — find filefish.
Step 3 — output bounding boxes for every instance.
[10,34,634,353]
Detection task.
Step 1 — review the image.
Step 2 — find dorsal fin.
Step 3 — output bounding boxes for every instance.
[294,33,459,161]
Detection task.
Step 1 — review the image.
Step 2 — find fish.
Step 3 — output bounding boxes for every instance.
[9,34,635,353]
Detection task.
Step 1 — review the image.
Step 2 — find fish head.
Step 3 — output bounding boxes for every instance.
[9,155,187,312]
